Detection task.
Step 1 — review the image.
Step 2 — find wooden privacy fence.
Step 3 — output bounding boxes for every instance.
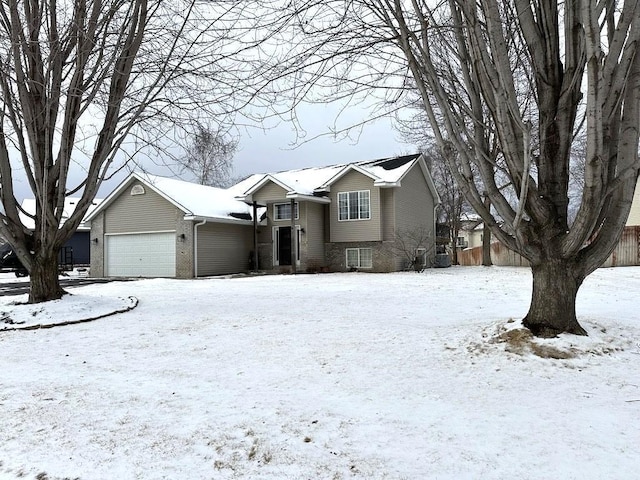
[457,226,640,267]
[601,226,640,267]
[457,242,530,266]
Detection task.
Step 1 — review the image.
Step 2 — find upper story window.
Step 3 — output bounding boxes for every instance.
[338,190,370,221]
[274,202,299,221]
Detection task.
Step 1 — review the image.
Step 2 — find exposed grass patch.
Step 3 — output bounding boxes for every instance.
[211,427,273,472]
[493,327,577,359]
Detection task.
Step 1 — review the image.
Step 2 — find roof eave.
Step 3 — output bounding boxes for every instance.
[415,153,442,205]
[84,172,194,223]
[373,181,401,187]
[285,193,331,204]
[234,194,268,207]
[184,215,255,226]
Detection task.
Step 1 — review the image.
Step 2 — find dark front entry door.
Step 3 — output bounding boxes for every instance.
[278,227,292,266]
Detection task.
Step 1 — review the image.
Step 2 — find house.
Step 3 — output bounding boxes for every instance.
[18,197,102,266]
[87,153,440,278]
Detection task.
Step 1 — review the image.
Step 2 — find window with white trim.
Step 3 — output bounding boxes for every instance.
[338,190,370,221]
[274,202,299,221]
[345,248,373,269]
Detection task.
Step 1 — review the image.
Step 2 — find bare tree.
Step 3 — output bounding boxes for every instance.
[0,1,273,302]
[425,147,467,265]
[388,226,434,271]
[268,0,640,336]
[179,124,238,188]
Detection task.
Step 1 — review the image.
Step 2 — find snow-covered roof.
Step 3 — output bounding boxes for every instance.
[86,172,256,224]
[19,197,103,231]
[461,221,484,232]
[460,212,482,222]
[234,153,426,201]
[87,154,434,224]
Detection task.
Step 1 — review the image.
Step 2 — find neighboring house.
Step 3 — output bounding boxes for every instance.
[88,153,440,278]
[456,213,484,250]
[626,177,640,226]
[18,197,102,266]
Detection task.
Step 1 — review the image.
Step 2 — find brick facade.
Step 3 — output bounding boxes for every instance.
[324,241,396,272]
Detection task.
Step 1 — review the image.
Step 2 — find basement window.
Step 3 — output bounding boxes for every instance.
[346,248,373,269]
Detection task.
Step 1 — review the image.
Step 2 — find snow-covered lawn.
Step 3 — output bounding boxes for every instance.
[0,267,639,479]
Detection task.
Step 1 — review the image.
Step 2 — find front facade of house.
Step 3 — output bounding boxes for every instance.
[88,153,439,278]
[234,153,439,273]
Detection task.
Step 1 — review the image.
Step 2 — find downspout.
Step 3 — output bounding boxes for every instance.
[193,218,207,278]
[434,204,439,263]
[290,198,297,274]
[253,201,259,272]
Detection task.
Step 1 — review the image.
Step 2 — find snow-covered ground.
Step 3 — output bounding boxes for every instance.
[0,267,638,479]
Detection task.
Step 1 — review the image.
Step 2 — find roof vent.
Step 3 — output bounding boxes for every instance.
[131,184,145,196]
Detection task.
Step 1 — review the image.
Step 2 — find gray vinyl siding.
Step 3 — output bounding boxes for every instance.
[253,182,288,204]
[104,180,181,233]
[395,163,435,234]
[380,188,395,241]
[303,202,326,267]
[196,222,253,276]
[392,163,436,270]
[329,171,381,243]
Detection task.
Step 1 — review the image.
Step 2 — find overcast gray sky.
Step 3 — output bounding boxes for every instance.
[8,102,415,203]
[234,117,413,177]
[92,107,416,200]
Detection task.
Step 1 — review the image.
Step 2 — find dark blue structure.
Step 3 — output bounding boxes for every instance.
[0,230,91,276]
[64,231,90,265]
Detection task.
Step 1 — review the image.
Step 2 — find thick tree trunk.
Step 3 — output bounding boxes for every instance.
[29,251,66,304]
[523,259,587,337]
[482,224,492,266]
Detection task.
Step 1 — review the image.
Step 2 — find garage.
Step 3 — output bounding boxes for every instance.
[87,173,257,278]
[106,232,176,277]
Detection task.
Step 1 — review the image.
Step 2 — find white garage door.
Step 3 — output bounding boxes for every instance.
[106,232,176,277]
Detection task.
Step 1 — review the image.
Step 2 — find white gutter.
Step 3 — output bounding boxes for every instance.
[193,218,207,278]
[285,193,331,203]
[183,215,253,226]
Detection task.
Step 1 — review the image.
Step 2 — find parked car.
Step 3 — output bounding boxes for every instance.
[0,243,74,277]
[0,243,28,277]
